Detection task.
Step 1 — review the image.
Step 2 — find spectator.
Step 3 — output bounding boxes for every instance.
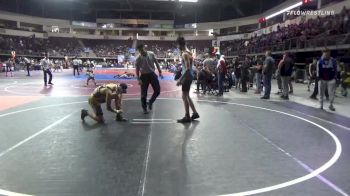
[254,57,263,94]
[341,63,350,97]
[317,50,337,111]
[278,52,294,100]
[261,51,275,99]
[233,58,241,89]
[217,54,227,96]
[241,56,250,93]
[308,58,317,92]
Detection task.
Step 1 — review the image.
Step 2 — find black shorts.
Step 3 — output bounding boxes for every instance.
[182,79,193,92]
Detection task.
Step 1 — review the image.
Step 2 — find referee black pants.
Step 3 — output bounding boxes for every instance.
[43,69,52,85]
[140,72,160,109]
[73,65,80,76]
[26,63,31,76]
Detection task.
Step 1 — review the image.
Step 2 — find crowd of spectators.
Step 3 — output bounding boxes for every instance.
[140,40,211,58]
[221,6,350,56]
[46,37,82,57]
[0,35,82,57]
[140,41,176,58]
[187,40,212,54]
[83,40,132,57]
[0,34,210,58]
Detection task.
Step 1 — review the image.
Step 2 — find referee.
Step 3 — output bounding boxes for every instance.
[72,57,80,76]
[40,55,53,86]
[24,57,31,76]
[135,44,163,114]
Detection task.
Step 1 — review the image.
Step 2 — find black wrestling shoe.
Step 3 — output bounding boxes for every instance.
[310,96,318,100]
[280,95,289,100]
[116,113,128,122]
[329,105,336,111]
[81,109,88,121]
[177,116,192,123]
[148,102,153,111]
[48,82,54,85]
[191,113,200,120]
[275,91,282,95]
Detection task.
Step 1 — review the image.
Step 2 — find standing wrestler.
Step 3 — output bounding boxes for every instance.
[53,59,63,72]
[5,58,14,77]
[81,83,128,123]
[135,44,163,114]
[85,68,97,86]
[176,37,200,123]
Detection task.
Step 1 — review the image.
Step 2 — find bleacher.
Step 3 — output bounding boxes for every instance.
[221,6,350,56]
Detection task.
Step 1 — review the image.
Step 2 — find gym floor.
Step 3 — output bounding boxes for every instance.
[0,69,349,196]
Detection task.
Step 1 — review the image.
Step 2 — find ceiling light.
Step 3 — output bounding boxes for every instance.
[265,1,303,20]
[179,0,198,2]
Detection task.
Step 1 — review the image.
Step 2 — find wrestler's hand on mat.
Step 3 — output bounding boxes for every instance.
[176,80,182,86]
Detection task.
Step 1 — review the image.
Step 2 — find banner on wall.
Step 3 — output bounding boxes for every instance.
[72,21,97,28]
[161,24,173,29]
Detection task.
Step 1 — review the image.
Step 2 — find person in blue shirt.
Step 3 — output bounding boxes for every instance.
[317,50,337,111]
